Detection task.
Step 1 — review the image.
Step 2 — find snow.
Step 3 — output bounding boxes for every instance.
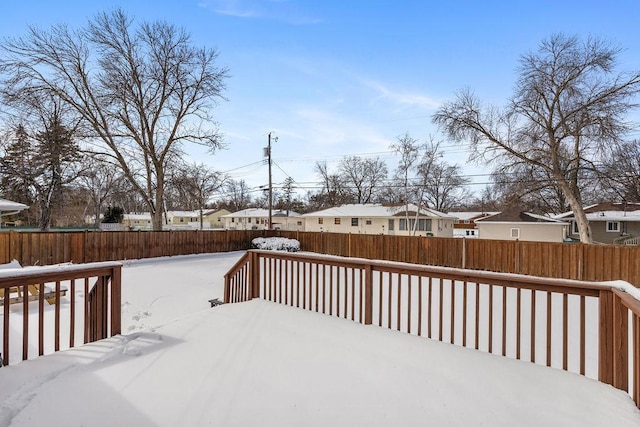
[0,251,639,426]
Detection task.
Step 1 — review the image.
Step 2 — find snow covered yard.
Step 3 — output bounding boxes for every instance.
[0,251,639,426]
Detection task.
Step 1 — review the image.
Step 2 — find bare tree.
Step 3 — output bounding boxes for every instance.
[419,162,471,212]
[339,156,388,204]
[168,162,225,228]
[77,156,123,228]
[220,179,252,212]
[600,140,640,202]
[433,34,640,243]
[312,161,352,208]
[0,9,229,230]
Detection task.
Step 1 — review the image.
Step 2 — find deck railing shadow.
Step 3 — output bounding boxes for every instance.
[225,250,640,408]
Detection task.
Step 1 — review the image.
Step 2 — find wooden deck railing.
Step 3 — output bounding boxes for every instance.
[224,250,640,408]
[1,261,122,366]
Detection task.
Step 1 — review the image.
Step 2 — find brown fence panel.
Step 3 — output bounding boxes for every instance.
[2,229,640,287]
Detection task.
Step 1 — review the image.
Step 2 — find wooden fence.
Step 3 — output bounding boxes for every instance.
[0,230,270,266]
[224,250,640,408]
[1,261,122,366]
[0,229,639,287]
[275,231,640,287]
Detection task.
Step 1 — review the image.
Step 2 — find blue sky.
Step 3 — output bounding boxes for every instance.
[3,1,640,199]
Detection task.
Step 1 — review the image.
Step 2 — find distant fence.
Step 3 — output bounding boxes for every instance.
[275,231,640,288]
[0,229,638,287]
[0,230,270,266]
[224,250,640,408]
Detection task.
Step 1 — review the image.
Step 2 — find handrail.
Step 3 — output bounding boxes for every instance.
[1,261,122,366]
[224,250,640,408]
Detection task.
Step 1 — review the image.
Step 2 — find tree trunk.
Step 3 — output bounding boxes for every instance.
[39,199,51,231]
[557,180,592,243]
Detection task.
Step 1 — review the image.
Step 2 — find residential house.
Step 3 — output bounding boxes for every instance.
[448,211,499,238]
[223,208,304,231]
[555,202,640,244]
[475,210,569,242]
[302,204,455,237]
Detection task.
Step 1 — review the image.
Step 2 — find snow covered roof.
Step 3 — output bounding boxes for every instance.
[555,203,640,222]
[448,211,500,221]
[302,204,453,219]
[476,211,568,224]
[223,208,301,218]
[0,198,28,213]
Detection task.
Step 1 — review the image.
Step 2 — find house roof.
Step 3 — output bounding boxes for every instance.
[555,202,640,222]
[476,210,568,224]
[448,211,500,221]
[223,208,301,218]
[0,198,28,212]
[302,204,454,219]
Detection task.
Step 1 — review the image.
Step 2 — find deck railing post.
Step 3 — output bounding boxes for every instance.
[364,264,373,325]
[110,266,122,336]
[599,289,614,386]
[223,275,231,303]
[612,292,629,391]
[251,251,260,299]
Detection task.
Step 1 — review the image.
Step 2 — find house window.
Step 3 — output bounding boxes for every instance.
[318,218,323,225]
[231,218,235,223]
[606,221,620,232]
[388,219,394,231]
[351,218,358,226]
[366,220,372,225]
[297,221,302,226]
[399,218,432,231]
[510,228,520,239]
[572,221,579,234]
[335,218,341,225]
[466,230,476,236]
[179,218,184,223]
[248,218,251,223]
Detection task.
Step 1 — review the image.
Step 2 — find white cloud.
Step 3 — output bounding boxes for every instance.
[198,0,321,24]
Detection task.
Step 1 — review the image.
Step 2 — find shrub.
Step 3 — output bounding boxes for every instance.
[251,237,300,252]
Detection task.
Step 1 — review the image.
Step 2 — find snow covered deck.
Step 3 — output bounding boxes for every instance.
[1,252,639,426]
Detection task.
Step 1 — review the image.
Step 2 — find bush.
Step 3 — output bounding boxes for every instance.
[251,237,300,252]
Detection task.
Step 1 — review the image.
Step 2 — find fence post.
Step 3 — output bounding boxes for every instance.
[364,264,373,325]
[612,291,629,391]
[462,237,466,269]
[599,289,614,385]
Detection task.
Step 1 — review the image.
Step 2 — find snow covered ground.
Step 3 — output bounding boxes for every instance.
[1,251,639,426]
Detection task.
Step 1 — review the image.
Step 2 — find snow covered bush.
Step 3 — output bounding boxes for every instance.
[251,237,300,252]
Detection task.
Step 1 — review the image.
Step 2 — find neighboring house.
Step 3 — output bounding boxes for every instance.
[223,208,304,231]
[122,213,153,230]
[448,211,499,238]
[203,209,231,229]
[302,204,455,237]
[475,210,569,242]
[555,202,640,244]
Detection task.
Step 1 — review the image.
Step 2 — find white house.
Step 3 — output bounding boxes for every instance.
[302,204,455,237]
[223,208,304,231]
[475,210,569,242]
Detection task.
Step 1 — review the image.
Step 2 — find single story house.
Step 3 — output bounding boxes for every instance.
[475,210,569,242]
[555,202,640,244]
[302,204,455,237]
[222,208,304,231]
[448,211,499,238]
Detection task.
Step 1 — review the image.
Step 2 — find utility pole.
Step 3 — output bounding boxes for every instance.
[265,132,275,230]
